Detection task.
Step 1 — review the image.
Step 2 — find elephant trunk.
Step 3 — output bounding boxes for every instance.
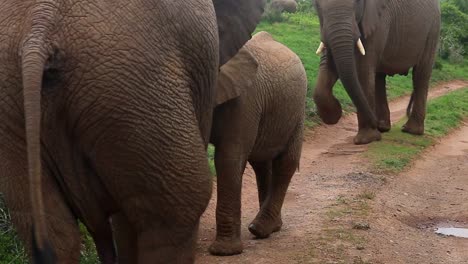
[22,1,59,263]
[313,54,341,124]
[325,19,377,129]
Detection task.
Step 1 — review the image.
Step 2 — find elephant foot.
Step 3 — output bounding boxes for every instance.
[354,128,381,145]
[402,120,424,135]
[378,120,391,133]
[208,238,243,256]
[248,216,282,239]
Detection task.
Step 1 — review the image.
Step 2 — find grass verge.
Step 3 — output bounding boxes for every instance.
[301,193,373,264]
[366,87,468,173]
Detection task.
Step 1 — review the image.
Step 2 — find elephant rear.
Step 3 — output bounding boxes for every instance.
[208,31,308,255]
[246,31,308,162]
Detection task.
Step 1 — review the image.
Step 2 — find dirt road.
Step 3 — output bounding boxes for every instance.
[196,80,468,263]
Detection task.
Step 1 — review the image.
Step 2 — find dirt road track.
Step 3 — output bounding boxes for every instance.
[196,80,468,263]
[364,123,468,264]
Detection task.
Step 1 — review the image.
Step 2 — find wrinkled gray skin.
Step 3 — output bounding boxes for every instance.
[0,0,265,263]
[208,32,307,256]
[271,0,298,13]
[312,0,440,144]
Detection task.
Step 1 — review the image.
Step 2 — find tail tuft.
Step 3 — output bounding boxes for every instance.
[406,91,415,118]
[32,227,56,264]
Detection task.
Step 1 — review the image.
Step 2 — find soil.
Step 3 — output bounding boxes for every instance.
[196,80,468,264]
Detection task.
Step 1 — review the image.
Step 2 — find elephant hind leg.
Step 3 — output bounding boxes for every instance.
[112,212,138,264]
[248,127,303,239]
[402,66,429,135]
[84,219,116,264]
[5,175,81,263]
[209,148,248,256]
[250,160,272,208]
[403,26,439,135]
[375,73,391,132]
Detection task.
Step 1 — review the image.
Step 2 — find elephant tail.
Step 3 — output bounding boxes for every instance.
[21,2,60,263]
[406,91,415,117]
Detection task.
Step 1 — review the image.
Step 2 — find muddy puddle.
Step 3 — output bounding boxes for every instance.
[435,227,468,238]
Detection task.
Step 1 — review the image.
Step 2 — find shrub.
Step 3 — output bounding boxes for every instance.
[296,0,315,13]
[439,2,468,63]
[262,3,288,23]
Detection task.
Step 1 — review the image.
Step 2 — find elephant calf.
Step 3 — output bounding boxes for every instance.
[209,31,307,256]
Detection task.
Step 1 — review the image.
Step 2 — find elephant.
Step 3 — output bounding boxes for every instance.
[312,0,441,144]
[208,31,307,256]
[0,0,265,263]
[271,0,298,13]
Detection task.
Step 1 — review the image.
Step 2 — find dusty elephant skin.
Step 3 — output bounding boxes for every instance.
[312,0,441,145]
[0,0,265,263]
[208,32,307,256]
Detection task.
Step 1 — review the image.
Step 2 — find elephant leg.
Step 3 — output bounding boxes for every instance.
[354,64,381,144]
[80,220,116,264]
[209,146,247,256]
[136,221,200,263]
[250,160,272,208]
[375,73,391,132]
[112,212,138,264]
[403,26,438,135]
[1,164,81,263]
[313,55,341,125]
[248,127,302,238]
[402,66,430,135]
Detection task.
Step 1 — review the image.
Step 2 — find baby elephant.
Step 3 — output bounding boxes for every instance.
[209,31,307,256]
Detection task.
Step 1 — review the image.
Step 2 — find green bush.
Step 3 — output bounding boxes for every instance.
[262,3,288,24]
[439,2,468,63]
[296,0,315,13]
[443,0,468,13]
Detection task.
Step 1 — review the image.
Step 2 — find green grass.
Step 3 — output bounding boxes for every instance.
[0,197,28,263]
[308,194,372,263]
[208,144,216,176]
[367,87,468,173]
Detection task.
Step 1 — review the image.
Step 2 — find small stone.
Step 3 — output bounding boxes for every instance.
[356,245,365,250]
[353,222,370,230]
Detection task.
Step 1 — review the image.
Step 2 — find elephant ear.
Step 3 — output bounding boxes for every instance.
[360,0,387,38]
[216,48,258,105]
[212,0,266,66]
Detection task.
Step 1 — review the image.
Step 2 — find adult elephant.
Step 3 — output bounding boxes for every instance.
[209,32,307,256]
[271,0,298,13]
[0,0,264,263]
[312,0,440,144]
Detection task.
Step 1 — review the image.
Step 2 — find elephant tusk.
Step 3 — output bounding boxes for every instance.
[316,42,325,55]
[357,38,366,56]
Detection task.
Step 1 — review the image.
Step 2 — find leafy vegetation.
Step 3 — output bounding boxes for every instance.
[0,196,28,263]
[367,88,468,173]
[439,0,468,63]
